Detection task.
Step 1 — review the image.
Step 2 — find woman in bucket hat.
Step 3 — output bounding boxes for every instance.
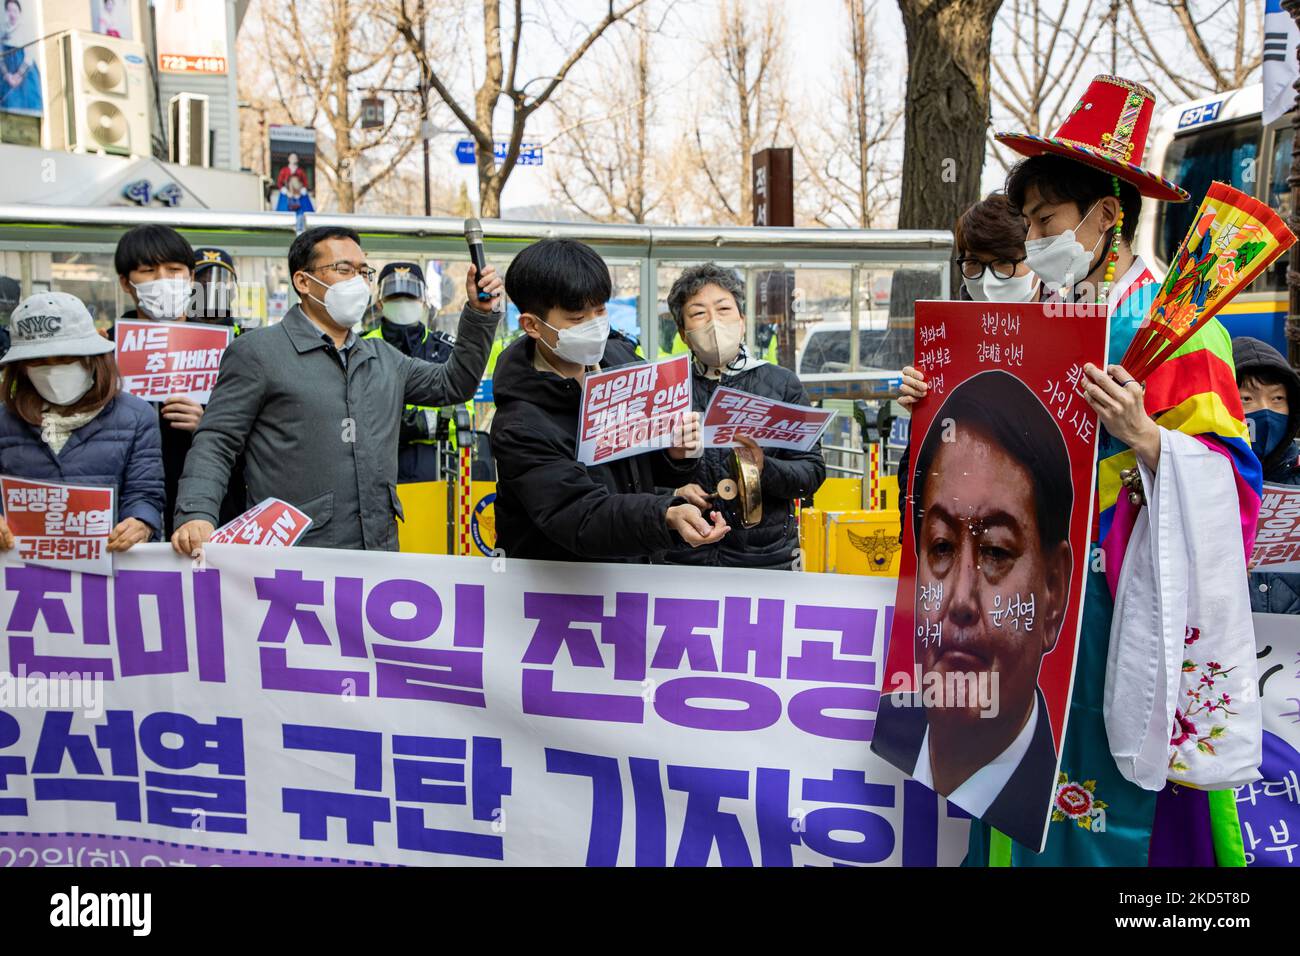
[0,292,164,552]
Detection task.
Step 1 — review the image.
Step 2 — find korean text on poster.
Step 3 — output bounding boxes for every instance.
[1239,613,1300,866]
[0,475,115,575]
[701,386,835,451]
[577,354,691,466]
[1252,483,1300,574]
[115,319,232,405]
[209,498,313,547]
[869,300,1109,853]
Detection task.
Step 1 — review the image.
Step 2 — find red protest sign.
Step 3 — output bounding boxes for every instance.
[1252,483,1300,574]
[701,385,835,451]
[1,475,115,575]
[869,300,1109,853]
[577,354,692,466]
[209,498,313,547]
[115,319,232,404]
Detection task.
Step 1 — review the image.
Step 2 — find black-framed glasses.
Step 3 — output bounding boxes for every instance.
[311,261,377,282]
[955,256,1025,281]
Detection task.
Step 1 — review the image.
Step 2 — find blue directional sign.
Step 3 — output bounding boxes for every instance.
[888,415,910,448]
[455,140,543,166]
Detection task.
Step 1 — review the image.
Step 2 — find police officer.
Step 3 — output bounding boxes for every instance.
[192,247,242,329]
[365,262,457,482]
[0,275,19,360]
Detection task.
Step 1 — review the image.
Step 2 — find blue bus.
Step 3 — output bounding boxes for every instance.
[1137,83,1294,356]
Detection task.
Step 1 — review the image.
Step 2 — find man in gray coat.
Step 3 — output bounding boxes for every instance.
[171,225,502,554]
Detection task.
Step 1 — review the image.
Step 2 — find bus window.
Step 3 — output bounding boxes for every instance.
[1267,125,1294,292]
[1157,119,1260,267]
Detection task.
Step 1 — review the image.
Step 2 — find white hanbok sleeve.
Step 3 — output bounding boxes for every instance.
[1103,426,1261,791]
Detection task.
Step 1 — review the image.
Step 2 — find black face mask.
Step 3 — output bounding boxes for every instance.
[381,317,425,353]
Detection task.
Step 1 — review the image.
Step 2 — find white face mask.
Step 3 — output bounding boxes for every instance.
[28,362,94,406]
[1023,201,1106,294]
[962,270,1041,303]
[132,277,192,320]
[541,314,610,366]
[304,273,371,329]
[382,298,424,326]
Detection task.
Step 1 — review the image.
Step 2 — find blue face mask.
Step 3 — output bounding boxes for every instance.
[1247,408,1290,459]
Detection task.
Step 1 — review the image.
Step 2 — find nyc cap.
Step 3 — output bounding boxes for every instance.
[0,291,114,365]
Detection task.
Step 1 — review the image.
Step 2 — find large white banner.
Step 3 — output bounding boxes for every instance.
[1239,613,1300,866]
[0,545,970,867]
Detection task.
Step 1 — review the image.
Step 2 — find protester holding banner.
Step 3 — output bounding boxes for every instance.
[897,193,1033,527]
[172,225,501,554]
[904,76,1263,867]
[0,292,163,551]
[112,225,244,539]
[1235,336,1300,614]
[662,262,824,569]
[953,194,1038,304]
[364,262,456,483]
[490,238,719,562]
[0,274,17,361]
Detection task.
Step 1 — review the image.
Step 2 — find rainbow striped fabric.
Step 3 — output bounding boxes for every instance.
[1097,261,1264,592]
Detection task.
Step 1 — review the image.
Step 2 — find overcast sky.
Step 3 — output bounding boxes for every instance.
[415,0,1256,218]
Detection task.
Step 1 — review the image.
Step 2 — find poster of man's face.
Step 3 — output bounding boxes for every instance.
[870,301,1108,852]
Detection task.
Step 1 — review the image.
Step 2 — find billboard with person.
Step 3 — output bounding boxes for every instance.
[268,124,317,212]
[91,0,132,39]
[0,0,43,125]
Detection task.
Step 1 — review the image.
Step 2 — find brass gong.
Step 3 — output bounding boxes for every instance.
[724,444,763,529]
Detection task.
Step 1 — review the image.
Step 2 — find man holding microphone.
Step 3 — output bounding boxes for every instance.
[171,225,501,554]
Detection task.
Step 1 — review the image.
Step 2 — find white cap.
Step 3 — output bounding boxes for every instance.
[1,292,115,365]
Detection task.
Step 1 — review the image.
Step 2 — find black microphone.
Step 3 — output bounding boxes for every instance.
[464,218,492,301]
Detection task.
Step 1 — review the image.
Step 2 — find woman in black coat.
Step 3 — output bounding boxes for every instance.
[663,263,825,570]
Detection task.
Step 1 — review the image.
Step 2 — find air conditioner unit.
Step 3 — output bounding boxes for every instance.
[169,93,210,167]
[43,31,150,158]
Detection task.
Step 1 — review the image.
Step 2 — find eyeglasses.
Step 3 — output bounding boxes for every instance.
[311,261,377,282]
[955,256,1026,281]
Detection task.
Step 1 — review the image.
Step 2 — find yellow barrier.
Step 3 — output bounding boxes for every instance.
[826,510,902,575]
[811,475,900,513]
[399,476,903,576]
[396,481,498,555]
[798,505,902,576]
[812,477,861,512]
[797,508,826,572]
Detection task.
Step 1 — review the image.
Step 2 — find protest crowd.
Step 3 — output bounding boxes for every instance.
[0,69,1296,873]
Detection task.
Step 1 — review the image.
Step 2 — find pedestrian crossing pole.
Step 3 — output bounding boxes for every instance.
[868,441,881,511]
[457,445,472,556]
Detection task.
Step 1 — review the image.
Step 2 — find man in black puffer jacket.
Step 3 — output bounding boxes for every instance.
[662,263,826,570]
[1234,336,1300,615]
[490,239,727,563]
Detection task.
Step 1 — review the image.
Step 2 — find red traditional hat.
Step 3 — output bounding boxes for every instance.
[995,74,1189,203]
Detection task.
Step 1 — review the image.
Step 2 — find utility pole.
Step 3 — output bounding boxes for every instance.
[1109,0,1118,74]
[418,0,431,217]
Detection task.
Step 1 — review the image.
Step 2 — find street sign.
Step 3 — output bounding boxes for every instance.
[454,140,543,166]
